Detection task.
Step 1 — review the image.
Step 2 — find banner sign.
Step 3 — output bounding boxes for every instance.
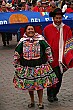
[0,11,73,33]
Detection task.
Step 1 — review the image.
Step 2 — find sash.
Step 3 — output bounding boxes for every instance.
[53,22,65,73]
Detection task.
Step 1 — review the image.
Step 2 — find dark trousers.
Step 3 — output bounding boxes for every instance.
[47,66,63,97]
[2,33,12,45]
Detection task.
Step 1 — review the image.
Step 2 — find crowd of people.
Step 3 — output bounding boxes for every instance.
[0,0,73,13]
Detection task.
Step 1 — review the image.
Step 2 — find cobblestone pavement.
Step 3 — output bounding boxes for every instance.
[0,35,73,110]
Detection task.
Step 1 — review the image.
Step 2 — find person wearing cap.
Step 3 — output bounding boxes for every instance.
[44,8,73,102]
[66,0,73,13]
[39,0,51,12]
[49,1,57,12]
[20,0,29,11]
[0,1,8,12]
[32,0,42,12]
[26,0,32,11]
[6,3,14,12]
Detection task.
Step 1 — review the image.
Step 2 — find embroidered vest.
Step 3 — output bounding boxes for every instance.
[23,40,40,60]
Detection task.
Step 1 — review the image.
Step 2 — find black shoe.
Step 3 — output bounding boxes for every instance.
[47,96,54,102]
[28,103,35,108]
[7,41,9,45]
[38,104,44,109]
[54,96,58,101]
[3,42,6,46]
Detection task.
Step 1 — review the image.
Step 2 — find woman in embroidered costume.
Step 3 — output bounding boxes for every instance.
[13,25,58,109]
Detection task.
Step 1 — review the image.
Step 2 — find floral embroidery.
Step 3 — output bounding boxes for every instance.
[13,63,58,90]
[23,40,40,60]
